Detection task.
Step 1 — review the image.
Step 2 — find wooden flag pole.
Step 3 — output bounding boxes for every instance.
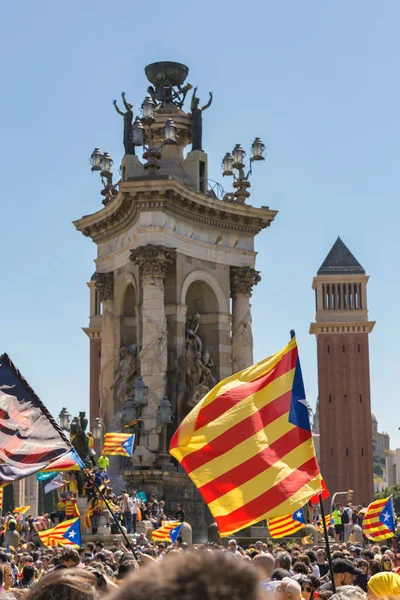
[319,492,336,593]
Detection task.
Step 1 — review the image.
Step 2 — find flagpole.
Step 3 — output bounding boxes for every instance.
[319,493,336,593]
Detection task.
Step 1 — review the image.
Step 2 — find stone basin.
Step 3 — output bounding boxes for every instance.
[145,61,189,86]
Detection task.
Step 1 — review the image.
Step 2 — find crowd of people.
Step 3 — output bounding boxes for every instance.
[0,532,398,600]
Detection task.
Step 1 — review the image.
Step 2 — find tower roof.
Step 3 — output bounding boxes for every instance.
[318,237,365,275]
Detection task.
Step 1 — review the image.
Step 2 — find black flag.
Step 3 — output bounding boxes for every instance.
[0,354,70,484]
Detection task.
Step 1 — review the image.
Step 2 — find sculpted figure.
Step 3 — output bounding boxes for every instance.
[190,88,213,151]
[113,92,135,155]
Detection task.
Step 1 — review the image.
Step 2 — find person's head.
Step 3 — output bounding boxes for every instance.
[24,566,115,600]
[86,542,95,555]
[227,539,238,553]
[267,543,274,554]
[333,559,362,587]
[117,559,138,580]
[331,585,367,600]
[95,542,104,553]
[367,571,400,598]
[306,551,318,564]
[252,553,275,579]
[22,564,35,583]
[275,552,291,571]
[3,563,14,590]
[362,550,374,563]
[8,520,16,532]
[292,562,309,575]
[271,568,291,581]
[358,560,369,575]
[275,577,302,600]
[368,560,381,577]
[109,551,263,600]
[60,548,80,568]
[317,549,326,563]
[293,575,315,600]
[380,554,393,572]
[176,503,182,510]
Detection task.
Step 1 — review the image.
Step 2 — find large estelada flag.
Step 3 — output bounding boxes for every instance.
[362,496,395,541]
[309,478,330,506]
[0,354,70,485]
[102,433,134,456]
[268,507,306,538]
[38,517,81,548]
[170,334,321,536]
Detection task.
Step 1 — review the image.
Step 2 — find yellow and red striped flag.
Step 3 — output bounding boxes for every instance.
[102,433,134,456]
[152,521,183,543]
[38,517,81,548]
[170,334,321,537]
[268,508,306,538]
[0,486,4,510]
[362,496,395,542]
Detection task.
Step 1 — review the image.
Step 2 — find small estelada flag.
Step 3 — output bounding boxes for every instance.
[362,496,395,542]
[309,478,330,506]
[14,506,30,515]
[268,508,306,538]
[38,517,81,548]
[102,433,134,457]
[152,521,183,543]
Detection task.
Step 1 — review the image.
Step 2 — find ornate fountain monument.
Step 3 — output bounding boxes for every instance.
[75,61,277,536]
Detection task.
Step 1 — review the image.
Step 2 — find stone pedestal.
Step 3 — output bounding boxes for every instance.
[230,267,261,373]
[121,154,144,180]
[123,469,212,543]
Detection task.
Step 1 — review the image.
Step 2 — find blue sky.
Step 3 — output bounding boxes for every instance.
[1,1,399,447]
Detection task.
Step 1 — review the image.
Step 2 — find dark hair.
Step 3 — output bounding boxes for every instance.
[0,552,8,564]
[306,551,318,563]
[293,562,310,575]
[271,568,291,581]
[109,552,263,600]
[275,551,291,571]
[22,564,35,581]
[60,548,80,564]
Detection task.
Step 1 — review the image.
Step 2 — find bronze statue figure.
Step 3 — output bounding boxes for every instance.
[190,88,213,151]
[113,92,135,156]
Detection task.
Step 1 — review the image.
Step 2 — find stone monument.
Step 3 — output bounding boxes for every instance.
[74,61,277,537]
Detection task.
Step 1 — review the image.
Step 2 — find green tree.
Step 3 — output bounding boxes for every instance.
[375,484,400,513]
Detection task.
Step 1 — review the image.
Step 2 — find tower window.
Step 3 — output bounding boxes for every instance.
[327,345,330,354]
[342,345,345,353]
[331,448,333,457]
[344,394,347,403]
[361,448,364,456]
[359,394,362,403]
[346,448,349,457]
[329,395,332,403]
[358,344,361,353]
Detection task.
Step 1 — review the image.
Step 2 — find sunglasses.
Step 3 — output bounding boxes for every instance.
[383,559,391,563]
[302,587,313,593]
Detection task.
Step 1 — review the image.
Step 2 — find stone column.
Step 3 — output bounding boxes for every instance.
[130,244,175,455]
[230,267,261,373]
[95,272,115,431]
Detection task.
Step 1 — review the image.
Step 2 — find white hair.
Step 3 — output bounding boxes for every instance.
[332,585,367,600]
[276,577,301,600]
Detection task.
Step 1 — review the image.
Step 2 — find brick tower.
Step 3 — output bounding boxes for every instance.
[310,238,375,506]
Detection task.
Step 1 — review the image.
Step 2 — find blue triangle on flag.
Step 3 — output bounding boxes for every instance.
[121,434,134,456]
[379,498,395,532]
[292,509,305,524]
[63,518,81,546]
[169,523,183,543]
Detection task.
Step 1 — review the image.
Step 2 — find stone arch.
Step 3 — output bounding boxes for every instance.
[180,270,229,314]
[119,275,138,347]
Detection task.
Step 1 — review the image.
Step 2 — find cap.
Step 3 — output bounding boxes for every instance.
[332,559,362,575]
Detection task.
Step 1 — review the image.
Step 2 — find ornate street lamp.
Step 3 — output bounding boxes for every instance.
[142,95,155,119]
[123,397,138,423]
[159,396,173,424]
[222,137,266,204]
[222,153,234,176]
[134,376,149,407]
[89,148,117,206]
[90,148,103,171]
[132,117,145,146]
[59,407,71,431]
[100,152,113,172]
[163,119,177,144]
[91,417,102,440]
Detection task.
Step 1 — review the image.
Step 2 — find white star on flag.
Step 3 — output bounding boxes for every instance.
[296,512,302,518]
[68,530,76,538]
[382,511,390,522]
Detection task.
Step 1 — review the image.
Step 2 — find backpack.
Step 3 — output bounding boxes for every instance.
[342,508,350,524]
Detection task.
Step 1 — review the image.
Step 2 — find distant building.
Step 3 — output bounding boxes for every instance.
[310,237,375,506]
[386,450,400,488]
[372,414,390,455]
